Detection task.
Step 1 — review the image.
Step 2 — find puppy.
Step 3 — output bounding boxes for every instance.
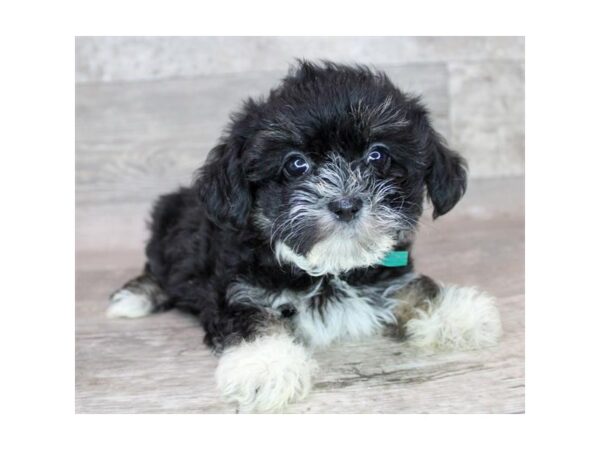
[107,61,502,412]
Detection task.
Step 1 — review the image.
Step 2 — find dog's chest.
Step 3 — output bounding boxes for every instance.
[228,277,399,347]
[291,279,399,347]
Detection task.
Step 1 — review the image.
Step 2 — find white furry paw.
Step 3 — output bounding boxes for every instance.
[215,333,316,413]
[405,285,502,351]
[106,289,154,319]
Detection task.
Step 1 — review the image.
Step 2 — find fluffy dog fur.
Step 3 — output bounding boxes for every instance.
[108,61,502,412]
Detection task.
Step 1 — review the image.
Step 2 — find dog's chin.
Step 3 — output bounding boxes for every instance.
[274,224,396,276]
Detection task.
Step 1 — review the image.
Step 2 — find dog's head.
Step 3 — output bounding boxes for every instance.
[197,61,467,275]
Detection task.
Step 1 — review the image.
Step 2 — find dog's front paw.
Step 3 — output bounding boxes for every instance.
[405,285,502,351]
[215,333,316,413]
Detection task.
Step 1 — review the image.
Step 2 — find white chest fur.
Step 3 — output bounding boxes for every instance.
[228,277,399,348]
[292,279,398,347]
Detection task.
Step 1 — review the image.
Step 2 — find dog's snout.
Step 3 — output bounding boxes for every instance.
[328,197,363,222]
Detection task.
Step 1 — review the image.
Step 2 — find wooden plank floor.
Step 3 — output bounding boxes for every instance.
[75,177,524,413]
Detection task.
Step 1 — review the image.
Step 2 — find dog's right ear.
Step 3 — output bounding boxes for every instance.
[196,142,252,230]
[196,98,266,229]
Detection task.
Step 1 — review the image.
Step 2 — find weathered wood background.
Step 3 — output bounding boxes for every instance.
[75,37,525,413]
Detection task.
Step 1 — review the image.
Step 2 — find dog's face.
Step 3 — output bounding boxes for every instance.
[198,62,467,275]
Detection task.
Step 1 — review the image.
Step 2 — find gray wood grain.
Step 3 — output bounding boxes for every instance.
[76,37,525,181]
[75,64,449,207]
[449,61,525,177]
[75,177,524,413]
[75,55,524,412]
[76,37,524,83]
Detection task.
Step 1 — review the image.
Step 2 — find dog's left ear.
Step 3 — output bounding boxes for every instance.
[425,129,468,219]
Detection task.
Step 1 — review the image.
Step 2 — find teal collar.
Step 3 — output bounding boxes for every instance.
[379,251,409,267]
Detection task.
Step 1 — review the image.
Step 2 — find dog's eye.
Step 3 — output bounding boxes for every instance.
[284,156,310,177]
[367,150,383,162]
[366,144,389,165]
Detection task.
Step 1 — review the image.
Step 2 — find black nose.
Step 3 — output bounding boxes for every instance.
[328,197,363,222]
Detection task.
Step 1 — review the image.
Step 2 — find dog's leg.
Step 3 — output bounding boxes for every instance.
[106,271,170,319]
[216,329,315,413]
[213,307,316,413]
[389,275,502,350]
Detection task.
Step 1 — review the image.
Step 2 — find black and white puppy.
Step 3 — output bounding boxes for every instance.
[108,61,502,412]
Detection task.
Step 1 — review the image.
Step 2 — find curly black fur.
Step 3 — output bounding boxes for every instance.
[117,61,468,352]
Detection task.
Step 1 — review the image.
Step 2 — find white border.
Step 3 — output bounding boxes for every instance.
[2,0,599,448]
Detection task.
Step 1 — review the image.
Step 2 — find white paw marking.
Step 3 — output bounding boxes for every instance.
[106,289,153,319]
[215,333,316,412]
[405,285,502,350]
